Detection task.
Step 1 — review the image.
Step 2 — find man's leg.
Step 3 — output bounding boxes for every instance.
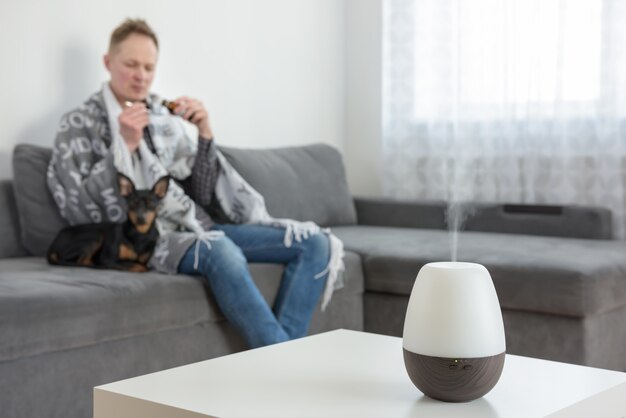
[178,236,289,348]
[212,224,330,339]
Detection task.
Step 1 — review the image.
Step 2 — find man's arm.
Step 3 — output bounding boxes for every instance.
[188,137,220,207]
[172,96,213,140]
[167,96,220,206]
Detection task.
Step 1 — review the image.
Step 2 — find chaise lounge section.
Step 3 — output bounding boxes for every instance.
[222,143,626,371]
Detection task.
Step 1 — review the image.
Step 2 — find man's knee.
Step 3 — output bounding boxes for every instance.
[301,233,330,260]
[199,236,246,270]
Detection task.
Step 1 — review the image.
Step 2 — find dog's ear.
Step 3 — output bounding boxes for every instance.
[117,173,135,197]
[152,175,170,199]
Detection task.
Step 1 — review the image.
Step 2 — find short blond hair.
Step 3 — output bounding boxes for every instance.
[109,18,158,53]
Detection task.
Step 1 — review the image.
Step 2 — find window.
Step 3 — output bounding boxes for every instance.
[412,0,603,120]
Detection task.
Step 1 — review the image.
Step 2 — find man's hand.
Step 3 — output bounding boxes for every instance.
[173,96,213,140]
[119,102,149,153]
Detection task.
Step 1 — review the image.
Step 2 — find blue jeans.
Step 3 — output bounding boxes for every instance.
[178,223,330,348]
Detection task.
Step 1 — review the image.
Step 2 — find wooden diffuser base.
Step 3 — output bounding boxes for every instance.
[403,349,505,402]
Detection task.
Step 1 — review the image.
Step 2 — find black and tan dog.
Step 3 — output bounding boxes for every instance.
[47,173,170,272]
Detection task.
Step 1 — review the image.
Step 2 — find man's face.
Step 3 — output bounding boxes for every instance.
[104,33,158,103]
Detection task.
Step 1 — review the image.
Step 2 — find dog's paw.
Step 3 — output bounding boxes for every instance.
[128,264,149,273]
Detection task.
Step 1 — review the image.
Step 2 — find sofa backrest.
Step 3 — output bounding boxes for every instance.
[354,198,613,240]
[5,143,356,258]
[463,203,613,240]
[0,180,28,258]
[220,143,357,227]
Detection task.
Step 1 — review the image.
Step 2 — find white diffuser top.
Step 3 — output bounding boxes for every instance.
[403,262,505,358]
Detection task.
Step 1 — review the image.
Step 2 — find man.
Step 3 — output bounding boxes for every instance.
[47,19,343,348]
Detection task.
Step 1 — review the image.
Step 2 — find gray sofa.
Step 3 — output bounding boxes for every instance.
[2,143,626,418]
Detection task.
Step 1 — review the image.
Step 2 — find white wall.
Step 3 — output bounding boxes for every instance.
[344,0,383,197]
[0,0,345,179]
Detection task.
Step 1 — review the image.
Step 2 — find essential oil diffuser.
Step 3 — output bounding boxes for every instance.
[403,262,506,402]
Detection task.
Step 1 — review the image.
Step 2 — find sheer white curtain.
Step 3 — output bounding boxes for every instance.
[383,0,626,238]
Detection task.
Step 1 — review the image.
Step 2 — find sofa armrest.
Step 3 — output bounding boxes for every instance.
[354,197,613,240]
[354,197,447,230]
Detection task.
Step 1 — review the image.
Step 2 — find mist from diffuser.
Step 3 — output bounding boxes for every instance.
[403,262,506,402]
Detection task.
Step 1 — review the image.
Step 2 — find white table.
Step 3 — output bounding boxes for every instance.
[94,330,626,418]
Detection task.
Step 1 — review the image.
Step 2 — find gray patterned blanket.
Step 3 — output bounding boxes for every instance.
[47,83,344,309]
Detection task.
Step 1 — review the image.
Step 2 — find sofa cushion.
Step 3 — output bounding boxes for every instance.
[332,226,626,317]
[12,144,67,256]
[0,252,363,362]
[220,144,357,226]
[0,258,280,362]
